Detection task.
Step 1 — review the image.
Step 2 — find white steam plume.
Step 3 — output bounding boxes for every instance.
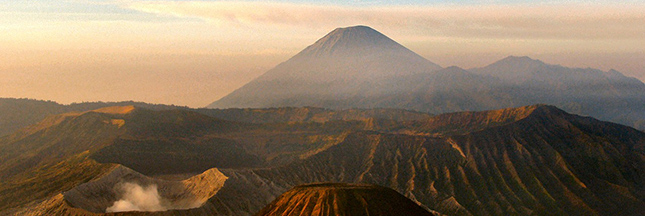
[106,183,167,213]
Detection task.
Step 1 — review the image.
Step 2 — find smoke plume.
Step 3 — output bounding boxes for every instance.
[106,182,167,213]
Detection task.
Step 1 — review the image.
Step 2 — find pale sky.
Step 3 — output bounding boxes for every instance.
[1,0,644,107]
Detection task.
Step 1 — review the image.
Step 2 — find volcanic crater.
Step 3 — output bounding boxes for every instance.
[62,165,227,214]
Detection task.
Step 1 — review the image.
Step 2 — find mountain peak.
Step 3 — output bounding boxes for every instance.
[497,55,545,65]
[442,66,469,72]
[207,26,443,109]
[470,55,553,83]
[295,25,407,58]
[330,25,377,34]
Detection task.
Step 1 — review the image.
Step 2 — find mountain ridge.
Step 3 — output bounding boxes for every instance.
[470,55,634,84]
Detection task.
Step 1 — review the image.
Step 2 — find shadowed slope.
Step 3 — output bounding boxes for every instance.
[255,183,435,216]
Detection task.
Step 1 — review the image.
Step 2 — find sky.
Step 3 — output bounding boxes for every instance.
[1,0,644,107]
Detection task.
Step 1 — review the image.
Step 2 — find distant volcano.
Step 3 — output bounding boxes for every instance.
[207,25,442,109]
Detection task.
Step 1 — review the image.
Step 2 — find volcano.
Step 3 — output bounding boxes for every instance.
[207,25,442,109]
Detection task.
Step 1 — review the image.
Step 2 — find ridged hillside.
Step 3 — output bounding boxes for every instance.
[1,104,644,216]
[255,183,435,216]
[209,105,645,216]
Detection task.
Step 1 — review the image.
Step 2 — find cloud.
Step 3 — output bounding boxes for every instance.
[123,1,645,40]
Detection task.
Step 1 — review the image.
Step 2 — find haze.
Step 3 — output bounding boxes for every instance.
[2,0,644,107]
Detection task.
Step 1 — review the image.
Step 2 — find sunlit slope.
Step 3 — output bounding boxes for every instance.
[255,183,435,216]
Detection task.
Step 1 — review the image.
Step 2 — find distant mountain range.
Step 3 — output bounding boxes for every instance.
[208,26,645,130]
[1,104,643,215]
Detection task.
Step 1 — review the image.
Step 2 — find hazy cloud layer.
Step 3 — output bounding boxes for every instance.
[1,1,643,106]
[125,1,645,40]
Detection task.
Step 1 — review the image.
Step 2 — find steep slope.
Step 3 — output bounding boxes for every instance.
[208,25,442,109]
[255,183,436,216]
[209,105,645,216]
